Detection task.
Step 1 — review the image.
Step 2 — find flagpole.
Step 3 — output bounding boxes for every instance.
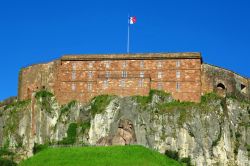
[127,14,130,54]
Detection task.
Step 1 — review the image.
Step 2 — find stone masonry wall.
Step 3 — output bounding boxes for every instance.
[201,64,249,99]
[18,61,59,100]
[18,53,249,105]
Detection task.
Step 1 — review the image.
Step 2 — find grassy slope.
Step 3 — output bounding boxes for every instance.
[19,145,181,166]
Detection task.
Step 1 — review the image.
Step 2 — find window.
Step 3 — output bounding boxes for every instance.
[72,83,76,91]
[72,63,76,70]
[103,80,109,88]
[176,60,180,68]
[120,79,125,87]
[105,71,111,78]
[241,84,247,93]
[140,60,144,68]
[176,71,180,79]
[138,79,144,87]
[87,83,92,91]
[72,71,76,80]
[122,61,127,68]
[140,71,144,78]
[122,71,127,78]
[176,82,180,91]
[88,62,93,68]
[105,61,110,68]
[157,61,162,68]
[158,72,163,79]
[157,82,163,90]
[88,71,93,79]
[217,83,225,90]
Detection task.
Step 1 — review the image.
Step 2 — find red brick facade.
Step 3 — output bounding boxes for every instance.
[18,53,249,104]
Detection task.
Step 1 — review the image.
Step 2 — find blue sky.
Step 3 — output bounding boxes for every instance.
[0,0,250,100]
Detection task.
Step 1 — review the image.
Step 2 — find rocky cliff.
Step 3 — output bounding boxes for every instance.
[0,90,249,166]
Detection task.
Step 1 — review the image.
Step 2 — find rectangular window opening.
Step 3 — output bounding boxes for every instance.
[140,71,144,78]
[158,72,163,79]
[176,71,180,79]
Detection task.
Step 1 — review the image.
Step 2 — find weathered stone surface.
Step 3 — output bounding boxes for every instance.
[0,92,249,165]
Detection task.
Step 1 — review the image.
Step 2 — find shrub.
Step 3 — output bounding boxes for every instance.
[180,157,192,166]
[133,89,171,107]
[60,100,77,114]
[201,93,221,103]
[235,132,241,139]
[165,150,179,161]
[59,123,78,145]
[0,158,17,166]
[35,90,54,114]
[80,121,91,133]
[90,95,115,116]
[35,90,53,99]
[4,99,30,111]
[33,143,48,154]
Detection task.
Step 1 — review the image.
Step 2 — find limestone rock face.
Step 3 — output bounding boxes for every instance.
[96,119,136,146]
[0,92,249,165]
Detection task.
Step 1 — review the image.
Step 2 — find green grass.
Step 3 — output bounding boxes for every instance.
[19,145,181,166]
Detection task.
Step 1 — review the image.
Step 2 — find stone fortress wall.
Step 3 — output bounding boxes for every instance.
[18,53,249,104]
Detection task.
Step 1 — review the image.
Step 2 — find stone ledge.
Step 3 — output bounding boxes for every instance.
[61,52,201,61]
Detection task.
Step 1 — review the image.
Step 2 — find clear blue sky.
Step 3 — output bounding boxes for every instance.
[0,0,250,100]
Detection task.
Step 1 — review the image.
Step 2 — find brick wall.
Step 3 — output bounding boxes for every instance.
[54,54,201,104]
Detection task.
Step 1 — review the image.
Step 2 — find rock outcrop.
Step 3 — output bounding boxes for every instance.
[0,90,249,165]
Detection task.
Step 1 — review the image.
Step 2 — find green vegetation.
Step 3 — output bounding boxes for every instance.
[19,145,181,166]
[4,100,30,111]
[247,144,250,152]
[79,120,91,133]
[60,100,77,114]
[58,123,78,145]
[90,95,115,116]
[212,126,222,147]
[58,100,77,120]
[165,150,192,166]
[200,92,222,103]
[133,89,171,107]
[157,100,195,113]
[2,100,30,135]
[33,143,48,154]
[35,90,53,99]
[35,90,54,114]
[0,148,17,166]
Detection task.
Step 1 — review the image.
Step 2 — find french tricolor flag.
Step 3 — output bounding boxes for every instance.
[129,16,136,24]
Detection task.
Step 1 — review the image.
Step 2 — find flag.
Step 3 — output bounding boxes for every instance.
[129,16,136,24]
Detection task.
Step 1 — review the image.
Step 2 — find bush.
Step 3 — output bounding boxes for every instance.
[35,90,53,99]
[33,143,48,154]
[180,157,192,166]
[60,100,77,114]
[80,121,91,133]
[133,89,171,107]
[201,93,221,103]
[0,158,17,166]
[165,150,179,161]
[59,123,78,145]
[35,90,54,114]
[90,95,115,116]
[4,99,30,111]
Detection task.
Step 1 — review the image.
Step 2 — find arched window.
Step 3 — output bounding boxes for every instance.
[217,83,226,90]
[241,84,247,93]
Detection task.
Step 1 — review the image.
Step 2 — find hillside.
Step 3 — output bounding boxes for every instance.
[19,145,180,166]
[0,90,249,165]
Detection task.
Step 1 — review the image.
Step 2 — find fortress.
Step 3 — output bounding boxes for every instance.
[18,53,250,104]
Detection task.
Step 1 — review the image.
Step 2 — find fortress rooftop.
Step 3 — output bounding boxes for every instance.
[61,52,201,61]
